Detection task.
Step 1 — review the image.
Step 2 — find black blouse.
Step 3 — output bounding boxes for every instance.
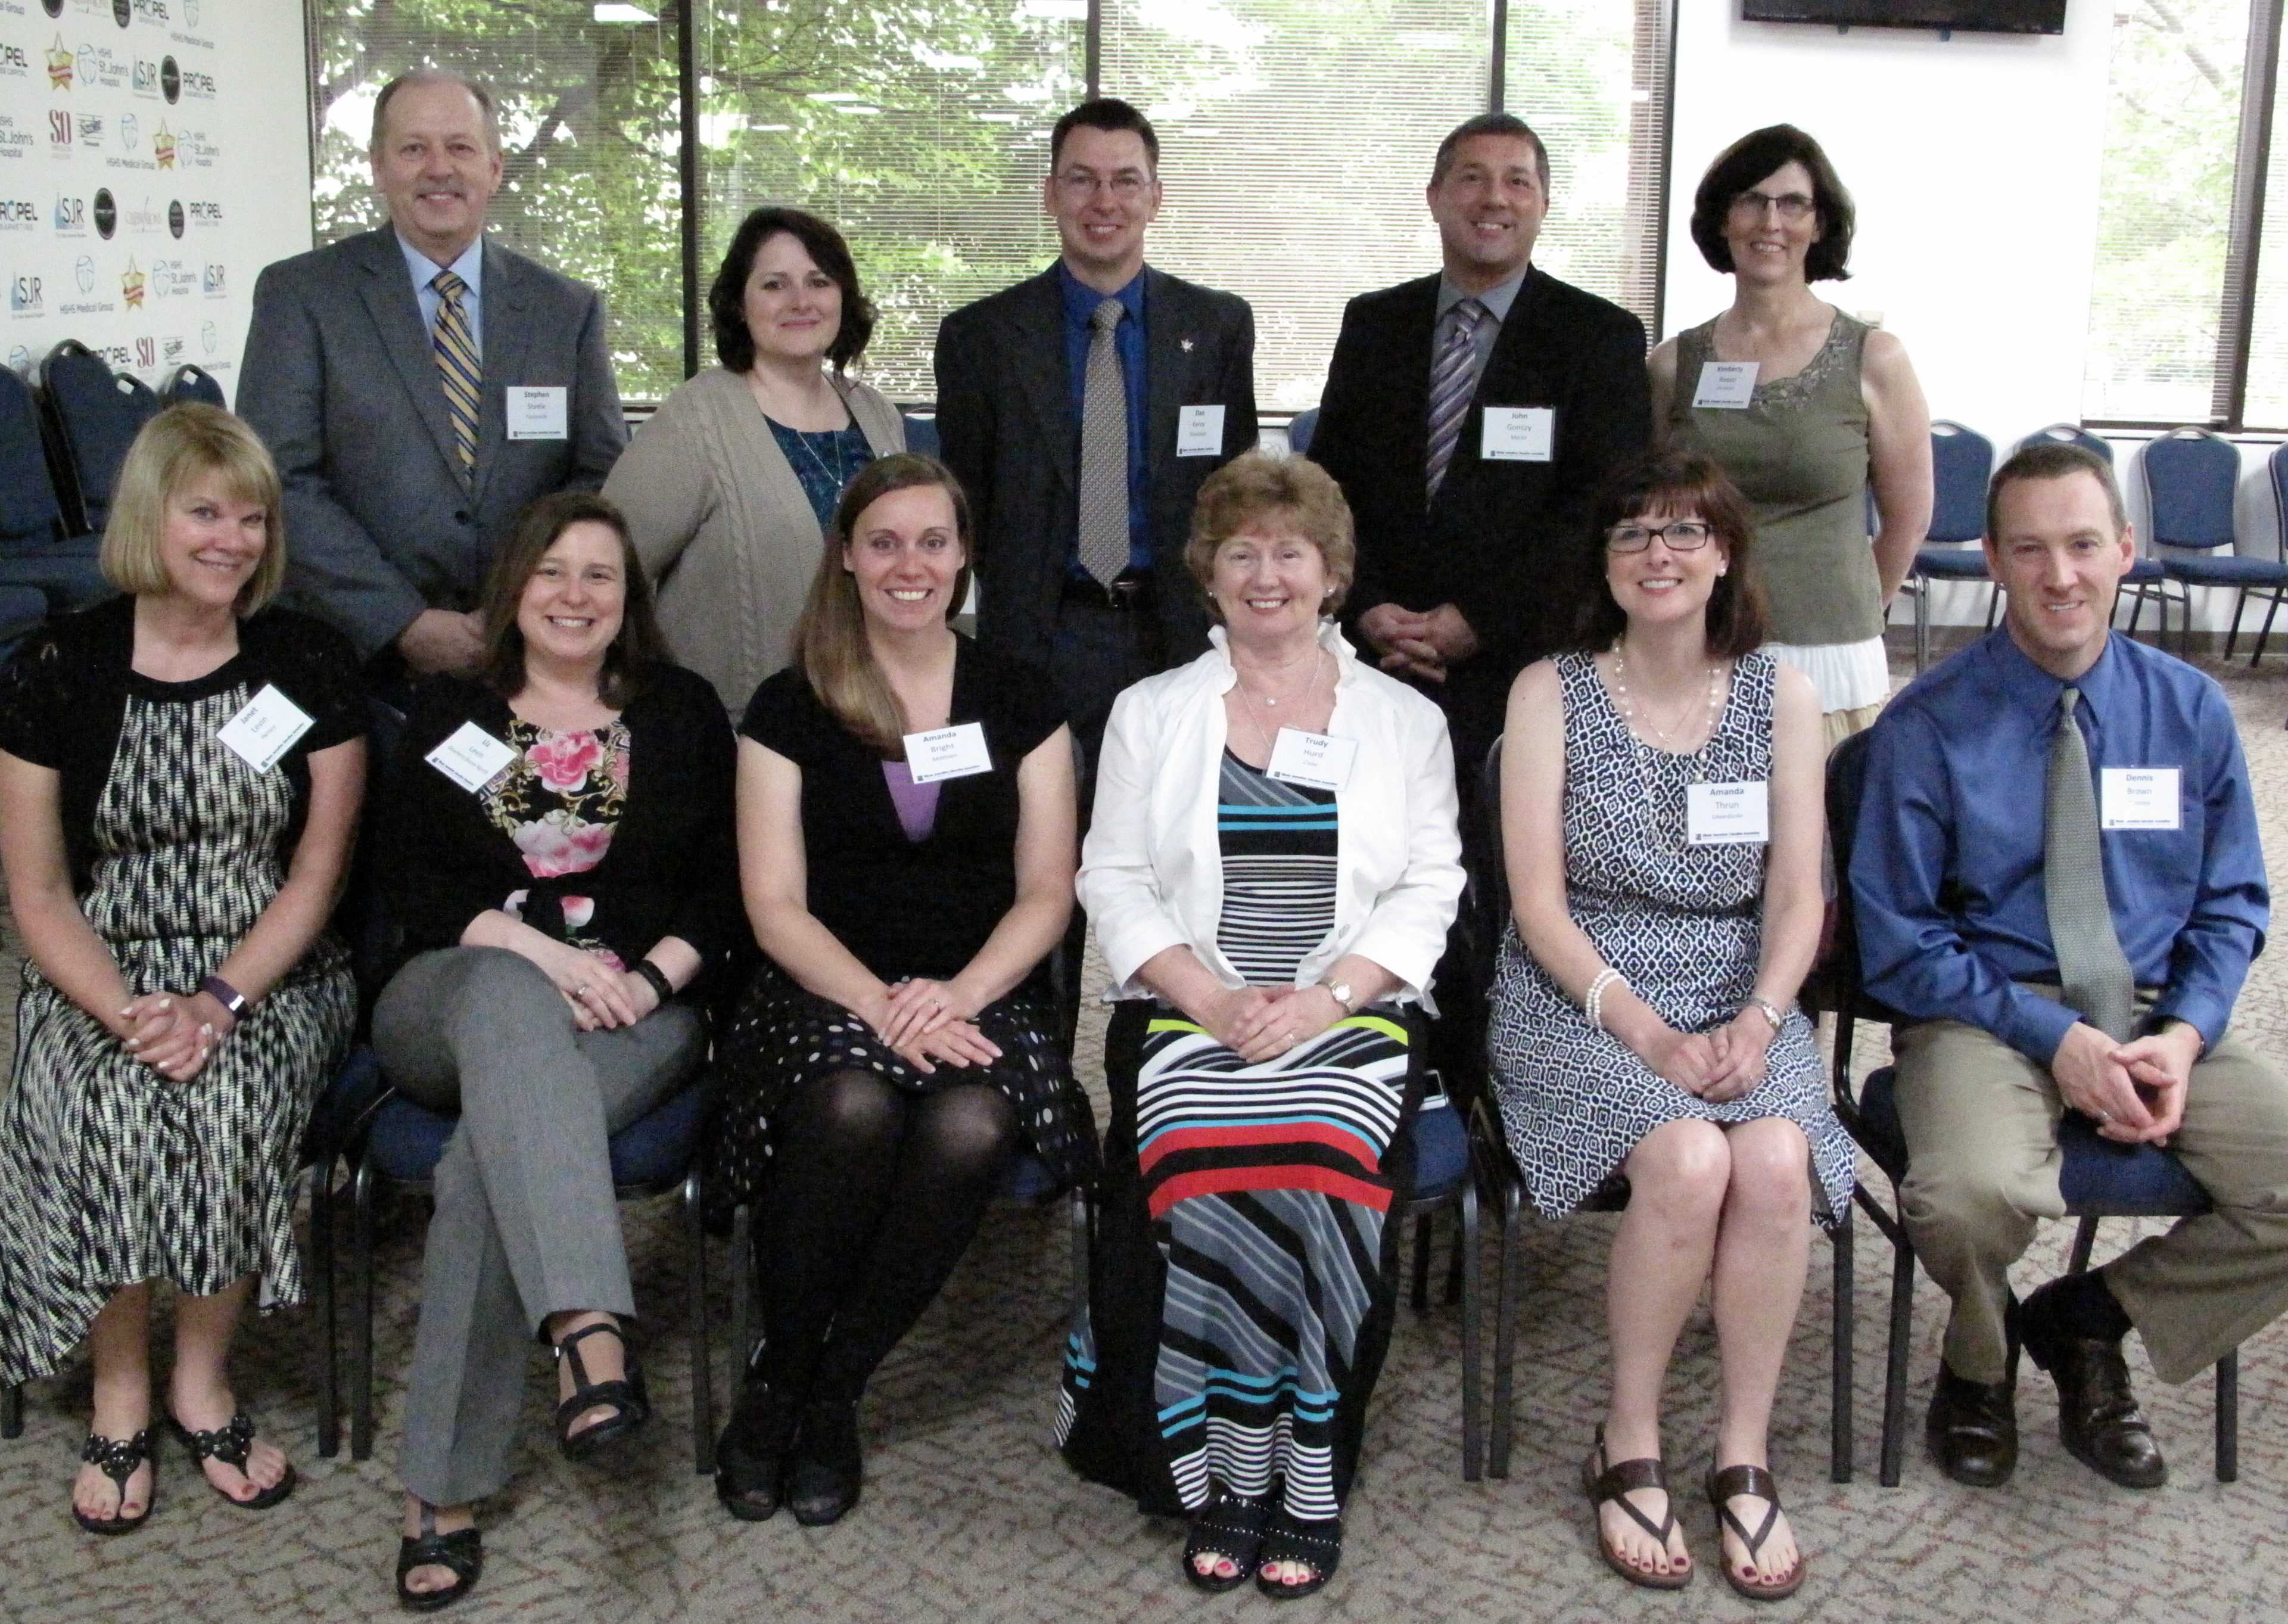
[385,662,739,990]
[742,636,1065,984]
[0,596,366,892]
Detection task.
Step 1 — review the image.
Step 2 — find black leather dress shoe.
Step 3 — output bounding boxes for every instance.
[2020,1299,2166,1489]
[1926,1362,2019,1486]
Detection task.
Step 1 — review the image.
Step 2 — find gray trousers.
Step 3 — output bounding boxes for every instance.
[373,947,703,1504]
[1895,994,2288,1387]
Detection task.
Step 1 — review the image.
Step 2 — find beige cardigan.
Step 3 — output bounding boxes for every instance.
[605,366,905,715]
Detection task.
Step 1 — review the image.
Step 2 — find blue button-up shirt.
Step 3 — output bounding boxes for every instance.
[1851,629,2267,1062]
[398,231,484,356]
[1059,261,1148,575]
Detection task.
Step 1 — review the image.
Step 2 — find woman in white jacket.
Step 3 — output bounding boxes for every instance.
[1055,452,1462,1602]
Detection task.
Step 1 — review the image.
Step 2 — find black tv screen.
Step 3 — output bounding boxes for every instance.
[1742,1,2066,33]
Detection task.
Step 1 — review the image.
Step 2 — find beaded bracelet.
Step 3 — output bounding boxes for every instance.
[1585,967,1625,1033]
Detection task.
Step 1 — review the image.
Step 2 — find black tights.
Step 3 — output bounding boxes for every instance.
[754,1069,1017,1405]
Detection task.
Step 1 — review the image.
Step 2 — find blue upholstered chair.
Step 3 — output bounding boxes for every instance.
[1823,729,2240,1486]
[901,412,941,458]
[1285,406,1319,456]
[38,341,158,536]
[1906,421,1996,672]
[0,365,108,618]
[2143,427,2253,658]
[161,364,228,409]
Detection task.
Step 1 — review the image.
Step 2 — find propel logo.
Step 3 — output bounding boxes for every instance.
[183,197,219,226]
[130,0,164,20]
[0,43,28,73]
[0,197,36,229]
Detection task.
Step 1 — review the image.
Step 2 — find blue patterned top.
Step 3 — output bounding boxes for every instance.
[766,416,874,531]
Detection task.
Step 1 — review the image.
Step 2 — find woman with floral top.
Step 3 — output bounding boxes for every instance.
[373,491,736,1612]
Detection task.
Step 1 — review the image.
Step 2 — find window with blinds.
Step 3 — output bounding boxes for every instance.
[308,0,687,401]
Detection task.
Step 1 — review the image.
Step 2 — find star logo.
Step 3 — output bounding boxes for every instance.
[152,119,174,167]
[45,35,71,90]
[120,255,145,307]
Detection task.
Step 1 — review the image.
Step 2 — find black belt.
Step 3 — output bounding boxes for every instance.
[1061,570,1155,611]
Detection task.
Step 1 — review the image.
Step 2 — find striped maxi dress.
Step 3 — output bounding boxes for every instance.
[1057,751,1424,1523]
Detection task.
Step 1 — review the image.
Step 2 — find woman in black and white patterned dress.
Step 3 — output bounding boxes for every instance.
[1488,451,1844,1602]
[0,406,363,1533]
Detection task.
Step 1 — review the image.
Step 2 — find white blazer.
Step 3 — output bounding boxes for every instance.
[1081,623,1465,1009]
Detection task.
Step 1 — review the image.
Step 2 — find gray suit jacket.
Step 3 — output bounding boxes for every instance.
[238,227,627,662]
[933,263,1256,673]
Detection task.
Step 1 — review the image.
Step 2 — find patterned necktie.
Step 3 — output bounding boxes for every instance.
[1077,297,1131,590]
[2044,686,2138,1041]
[1425,297,1486,503]
[431,269,480,477]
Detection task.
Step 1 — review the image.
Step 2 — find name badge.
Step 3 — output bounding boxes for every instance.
[1266,727,1357,792]
[1480,406,1554,462]
[426,721,519,793]
[506,385,569,441]
[1686,780,1769,845]
[215,683,313,773]
[1692,360,1760,409]
[904,721,993,784]
[2101,767,2181,830]
[1176,404,1226,458]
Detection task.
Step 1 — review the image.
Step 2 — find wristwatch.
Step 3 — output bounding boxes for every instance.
[1747,997,1788,1034]
[199,975,248,1018]
[1322,980,1358,1015]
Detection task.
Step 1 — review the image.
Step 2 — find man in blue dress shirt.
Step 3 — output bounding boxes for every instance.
[1853,440,2288,1489]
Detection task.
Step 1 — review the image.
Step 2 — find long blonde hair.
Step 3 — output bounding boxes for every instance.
[793,452,974,757]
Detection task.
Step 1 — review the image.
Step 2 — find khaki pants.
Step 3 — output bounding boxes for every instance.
[1894,1003,2288,1385]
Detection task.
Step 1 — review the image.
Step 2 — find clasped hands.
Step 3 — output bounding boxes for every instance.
[866,978,1002,1076]
[1204,982,1347,1064]
[522,934,658,1032]
[1640,1008,1773,1105]
[1358,602,1478,685]
[2053,1020,2199,1146]
[116,988,236,1085]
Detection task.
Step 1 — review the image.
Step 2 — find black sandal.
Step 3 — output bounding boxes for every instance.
[786,1399,862,1526]
[1182,1491,1270,1593]
[1581,1425,1691,1591]
[714,1378,799,1522]
[1254,1508,1342,1601]
[553,1318,650,1463]
[1706,1462,1806,1602]
[396,1501,482,1613]
[72,1429,155,1535]
[169,1410,295,1510]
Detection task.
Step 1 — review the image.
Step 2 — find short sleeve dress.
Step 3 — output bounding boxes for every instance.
[705,636,1097,1215]
[0,598,364,1386]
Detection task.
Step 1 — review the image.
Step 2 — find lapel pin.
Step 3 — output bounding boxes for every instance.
[1181,337,1194,353]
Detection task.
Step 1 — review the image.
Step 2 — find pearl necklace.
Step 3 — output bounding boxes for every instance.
[1232,648,1329,761]
[1611,643,1724,752]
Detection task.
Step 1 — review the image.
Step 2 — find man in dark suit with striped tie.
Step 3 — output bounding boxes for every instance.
[1308,112,1651,777]
[239,70,625,692]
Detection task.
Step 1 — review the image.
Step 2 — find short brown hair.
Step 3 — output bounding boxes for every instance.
[1689,123,1854,282]
[1575,450,1769,661]
[478,491,667,708]
[1986,440,2125,543]
[369,69,500,157]
[1185,452,1357,624]
[1051,97,1159,172]
[1430,111,1549,192]
[101,405,287,614]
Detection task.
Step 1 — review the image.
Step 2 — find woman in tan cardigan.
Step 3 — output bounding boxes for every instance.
[605,207,905,715]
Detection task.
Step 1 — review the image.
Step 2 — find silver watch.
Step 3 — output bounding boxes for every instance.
[1322,980,1358,1014]
[1747,997,1788,1034]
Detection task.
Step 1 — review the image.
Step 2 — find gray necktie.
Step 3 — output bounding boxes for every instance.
[2044,686,2137,1041]
[1078,297,1130,590]
[1425,298,1486,502]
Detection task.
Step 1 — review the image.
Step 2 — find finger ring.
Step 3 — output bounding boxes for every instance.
[2095,1109,2111,1122]
[574,984,591,998]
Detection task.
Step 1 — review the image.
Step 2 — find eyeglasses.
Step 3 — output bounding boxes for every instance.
[1054,170,1151,200]
[1729,189,1816,222]
[1606,520,1714,553]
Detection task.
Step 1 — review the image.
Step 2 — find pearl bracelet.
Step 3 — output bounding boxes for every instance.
[1585,967,1625,1033]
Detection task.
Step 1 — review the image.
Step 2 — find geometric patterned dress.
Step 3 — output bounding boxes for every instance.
[1487,651,1852,1227]
[0,660,357,1386]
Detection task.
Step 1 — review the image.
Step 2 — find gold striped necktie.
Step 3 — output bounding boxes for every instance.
[430,269,480,476]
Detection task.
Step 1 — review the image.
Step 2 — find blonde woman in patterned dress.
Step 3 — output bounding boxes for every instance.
[0,406,365,1533]
[1487,451,1845,1601]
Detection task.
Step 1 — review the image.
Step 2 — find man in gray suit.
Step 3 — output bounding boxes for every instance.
[933,98,1256,750]
[239,70,625,686]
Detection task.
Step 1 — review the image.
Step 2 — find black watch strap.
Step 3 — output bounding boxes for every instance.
[198,975,248,1016]
[632,959,675,1006]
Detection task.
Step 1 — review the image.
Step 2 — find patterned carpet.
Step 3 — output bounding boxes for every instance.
[7,633,2288,1623]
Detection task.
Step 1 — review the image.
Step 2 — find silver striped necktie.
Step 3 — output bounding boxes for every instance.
[1077,297,1130,590]
[2043,686,2137,1041]
[1425,297,1486,503]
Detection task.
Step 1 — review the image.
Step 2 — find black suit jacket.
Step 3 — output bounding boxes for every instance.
[933,263,1257,671]
[1309,267,1650,763]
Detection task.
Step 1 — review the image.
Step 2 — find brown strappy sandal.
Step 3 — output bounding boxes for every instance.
[1706,1461,1807,1602]
[1580,1424,1692,1591]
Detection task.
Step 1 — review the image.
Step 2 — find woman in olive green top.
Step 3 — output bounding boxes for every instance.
[1651,124,1931,747]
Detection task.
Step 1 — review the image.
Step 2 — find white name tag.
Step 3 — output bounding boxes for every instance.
[215,683,313,773]
[2102,767,2182,830]
[1176,404,1225,458]
[1480,405,1554,462]
[904,721,993,784]
[426,721,519,793]
[506,385,569,441]
[1686,780,1770,845]
[1265,727,1357,792]
[1692,360,1760,409]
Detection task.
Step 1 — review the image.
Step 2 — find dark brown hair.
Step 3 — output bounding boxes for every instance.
[1574,450,1769,661]
[1430,111,1549,192]
[708,205,876,375]
[1986,440,2125,543]
[1051,97,1159,172]
[1689,123,1854,282]
[479,491,668,708]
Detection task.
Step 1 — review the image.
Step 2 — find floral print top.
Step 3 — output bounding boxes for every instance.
[478,719,632,966]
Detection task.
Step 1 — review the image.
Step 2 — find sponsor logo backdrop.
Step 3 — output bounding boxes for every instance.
[1,0,310,406]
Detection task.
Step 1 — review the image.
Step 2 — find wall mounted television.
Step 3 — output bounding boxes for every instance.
[1741,1,2066,33]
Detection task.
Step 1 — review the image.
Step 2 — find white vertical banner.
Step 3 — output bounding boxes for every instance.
[0,0,313,409]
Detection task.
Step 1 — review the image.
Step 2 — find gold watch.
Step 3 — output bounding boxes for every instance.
[1323,980,1358,1014]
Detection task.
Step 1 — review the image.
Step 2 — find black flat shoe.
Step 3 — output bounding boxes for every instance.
[1926,1362,2018,1486]
[714,1378,799,1523]
[1183,1491,1271,1593]
[2021,1281,2166,1488]
[72,1429,155,1535]
[396,1502,482,1613]
[169,1410,295,1510]
[1255,1509,1341,1601]
[554,1318,650,1463]
[787,1400,862,1527]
